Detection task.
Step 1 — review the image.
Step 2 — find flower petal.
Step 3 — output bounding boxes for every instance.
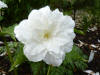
[95,72,99,75]
[14,20,35,44]
[0,1,8,8]
[46,37,67,53]
[84,70,94,74]
[24,43,47,62]
[88,50,95,63]
[28,6,52,30]
[43,51,65,66]
[61,40,74,53]
[55,16,75,38]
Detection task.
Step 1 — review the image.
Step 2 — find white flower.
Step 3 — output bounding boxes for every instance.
[0,1,8,9]
[14,6,75,66]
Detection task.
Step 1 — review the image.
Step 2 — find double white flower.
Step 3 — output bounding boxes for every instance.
[14,6,75,66]
[0,1,7,9]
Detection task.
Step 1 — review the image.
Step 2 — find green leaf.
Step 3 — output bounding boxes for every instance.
[64,10,73,15]
[75,61,88,70]
[50,66,66,75]
[66,70,73,75]
[2,24,17,41]
[9,43,26,71]
[0,32,8,37]
[74,28,85,35]
[30,61,45,75]
[63,45,88,71]
[0,16,4,21]
[0,46,6,54]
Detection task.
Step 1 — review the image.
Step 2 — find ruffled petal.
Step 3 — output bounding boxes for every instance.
[61,40,74,53]
[46,37,67,53]
[24,43,47,62]
[43,51,65,66]
[14,20,34,44]
[55,16,75,38]
[28,6,52,30]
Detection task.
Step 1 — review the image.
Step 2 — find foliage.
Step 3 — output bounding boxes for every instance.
[0,41,26,70]
[74,28,85,35]
[1,24,17,40]
[81,16,91,33]
[9,42,27,71]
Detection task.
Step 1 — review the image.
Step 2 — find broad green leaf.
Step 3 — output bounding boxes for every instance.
[75,61,87,70]
[2,24,17,41]
[9,43,26,71]
[63,45,88,71]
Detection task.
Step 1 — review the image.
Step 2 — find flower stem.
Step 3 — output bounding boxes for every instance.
[4,41,13,64]
[4,40,18,75]
[47,65,52,75]
[36,62,44,75]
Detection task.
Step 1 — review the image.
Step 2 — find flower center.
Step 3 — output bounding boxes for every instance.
[43,32,51,39]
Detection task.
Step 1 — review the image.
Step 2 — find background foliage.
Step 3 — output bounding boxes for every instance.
[0,0,100,26]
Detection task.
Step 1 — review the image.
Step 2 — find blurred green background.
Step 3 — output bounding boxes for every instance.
[0,0,100,27]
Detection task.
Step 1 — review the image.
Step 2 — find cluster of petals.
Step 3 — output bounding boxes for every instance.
[14,6,75,66]
[0,1,7,9]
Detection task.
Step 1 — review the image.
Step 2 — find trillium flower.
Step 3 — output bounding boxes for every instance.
[14,6,75,66]
[0,1,8,9]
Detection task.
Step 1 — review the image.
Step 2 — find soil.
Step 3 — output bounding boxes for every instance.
[74,27,100,74]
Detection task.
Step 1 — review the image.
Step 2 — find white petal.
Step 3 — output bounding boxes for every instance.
[61,40,74,53]
[43,51,65,66]
[88,50,95,63]
[53,15,75,48]
[24,43,47,62]
[98,39,100,43]
[49,9,63,24]
[0,1,8,9]
[46,37,72,53]
[14,20,34,44]
[91,44,97,48]
[84,70,94,74]
[28,6,52,30]
[28,6,50,19]
[95,72,99,75]
[59,16,75,29]
[49,34,74,53]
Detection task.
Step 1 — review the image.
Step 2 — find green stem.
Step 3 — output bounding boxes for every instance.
[36,62,43,75]
[47,65,52,75]
[4,41,13,64]
[4,40,18,75]
[82,59,88,62]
